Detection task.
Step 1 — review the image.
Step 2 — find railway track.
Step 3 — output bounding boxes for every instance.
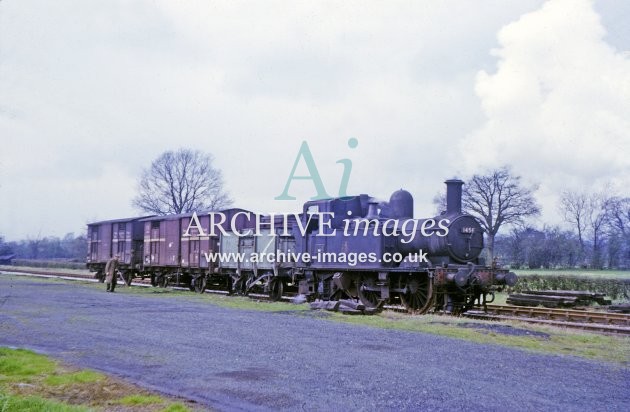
[3,268,630,335]
[464,304,630,335]
[0,268,293,301]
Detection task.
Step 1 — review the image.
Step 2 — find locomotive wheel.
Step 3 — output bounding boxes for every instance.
[269,278,284,301]
[400,274,433,314]
[357,276,379,308]
[194,276,207,294]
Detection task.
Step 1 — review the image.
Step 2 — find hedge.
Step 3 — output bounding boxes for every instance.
[9,259,86,270]
[510,274,630,301]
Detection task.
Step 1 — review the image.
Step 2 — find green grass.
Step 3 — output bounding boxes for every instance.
[0,265,91,277]
[489,292,509,305]
[513,268,630,279]
[0,393,88,412]
[192,293,309,312]
[0,348,56,383]
[0,347,194,411]
[44,371,103,386]
[161,403,192,412]
[115,394,163,406]
[327,311,630,365]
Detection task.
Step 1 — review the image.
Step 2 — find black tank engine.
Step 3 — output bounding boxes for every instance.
[293,179,516,313]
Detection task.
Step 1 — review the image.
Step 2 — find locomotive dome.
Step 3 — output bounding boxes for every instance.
[389,189,413,219]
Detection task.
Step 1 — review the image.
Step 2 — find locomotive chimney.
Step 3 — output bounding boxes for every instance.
[445,179,464,214]
[365,202,380,219]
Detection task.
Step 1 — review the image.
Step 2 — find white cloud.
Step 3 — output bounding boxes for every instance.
[3,0,629,239]
[461,0,630,221]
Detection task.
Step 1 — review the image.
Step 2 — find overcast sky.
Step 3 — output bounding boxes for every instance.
[1,0,629,240]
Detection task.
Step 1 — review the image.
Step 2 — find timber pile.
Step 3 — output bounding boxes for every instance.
[507,290,611,308]
[608,303,630,314]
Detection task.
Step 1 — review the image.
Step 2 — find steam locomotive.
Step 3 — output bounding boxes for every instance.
[86,179,516,313]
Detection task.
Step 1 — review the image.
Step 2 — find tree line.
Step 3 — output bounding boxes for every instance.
[494,193,630,269]
[1,148,628,270]
[0,233,87,261]
[435,167,629,270]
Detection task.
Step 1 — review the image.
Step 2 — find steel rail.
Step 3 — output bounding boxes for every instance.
[463,311,630,335]
[480,304,630,326]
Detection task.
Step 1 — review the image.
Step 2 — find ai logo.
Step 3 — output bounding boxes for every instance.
[275,138,359,200]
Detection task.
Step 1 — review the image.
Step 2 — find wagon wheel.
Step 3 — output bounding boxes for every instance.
[357,276,379,308]
[157,275,168,288]
[400,273,433,314]
[95,271,105,283]
[122,271,133,286]
[269,277,284,301]
[150,274,158,287]
[194,276,207,294]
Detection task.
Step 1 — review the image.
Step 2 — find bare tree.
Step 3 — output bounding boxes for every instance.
[560,190,613,268]
[588,193,611,269]
[461,166,540,262]
[26,235,42,260]
[432,192,447,215]
[133,149,232,215]
[560,191,589,255]
[607,197,630,237]
[606,197,630,268]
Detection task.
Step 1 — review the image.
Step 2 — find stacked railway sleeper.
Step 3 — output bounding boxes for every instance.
[85,179,518,314]
[507,290,612,308]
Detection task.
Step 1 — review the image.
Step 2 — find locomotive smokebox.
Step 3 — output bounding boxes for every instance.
[445,179,464,215]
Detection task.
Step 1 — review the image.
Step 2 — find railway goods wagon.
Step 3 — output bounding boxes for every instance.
[222,214,298,300]
[181,208,255,293]
[141,215,184,287]
[86,217,147,283]
[140,209,256,289]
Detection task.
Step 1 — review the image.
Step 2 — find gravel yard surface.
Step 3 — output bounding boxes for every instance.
[0,275,628,411]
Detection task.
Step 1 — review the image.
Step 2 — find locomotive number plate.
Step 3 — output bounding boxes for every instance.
[460,227,475,234]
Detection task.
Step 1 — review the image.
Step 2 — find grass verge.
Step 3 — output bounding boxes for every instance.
[512,268,630,279]
[0,347,197,411]
[326,311,630,366]
[0,265,92,277]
